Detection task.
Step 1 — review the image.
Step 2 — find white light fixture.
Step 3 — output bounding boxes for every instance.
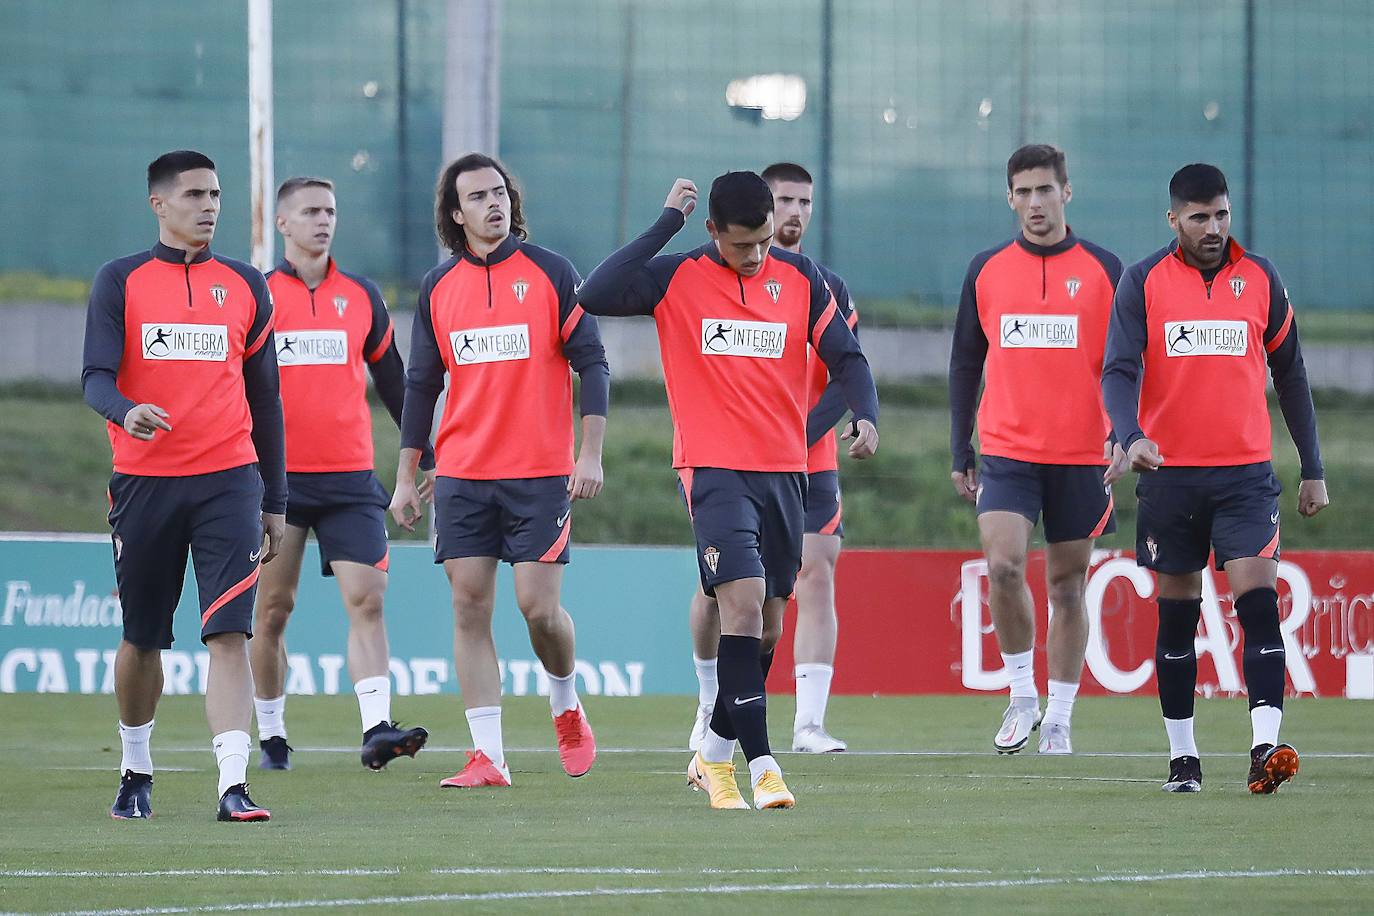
[725,73,807,121]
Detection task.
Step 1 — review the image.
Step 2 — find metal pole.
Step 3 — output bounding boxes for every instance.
[397,0,411,277]
[442,0,502,166]
[615,0,636,247]
[248,0,274,271]
[1242,0,1256,245]
[818,0,833,265]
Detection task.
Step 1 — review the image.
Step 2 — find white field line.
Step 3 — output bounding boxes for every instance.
[35,868,1374,916]
[4,867,994,881]
[152,745,1374,759]
[1,869,400,879]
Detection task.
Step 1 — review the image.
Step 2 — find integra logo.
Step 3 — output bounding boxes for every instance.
[276,329,348,366]
[998,314,1078,349]
[141,323,228,361]
[450,324,531,365]
[700,318,787,359]
[1164,320,1248,357]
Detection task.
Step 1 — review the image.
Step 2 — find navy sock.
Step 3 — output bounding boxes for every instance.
[717,635,771,762]
[1236,587,1285,711]
[1156,597,1202,720]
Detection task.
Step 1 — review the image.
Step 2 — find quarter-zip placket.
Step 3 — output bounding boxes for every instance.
[183,262,194,308]
[486,261,494,308]
[736,274,748,305]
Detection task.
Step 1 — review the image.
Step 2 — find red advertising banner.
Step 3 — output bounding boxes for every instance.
[768,549,1374,699]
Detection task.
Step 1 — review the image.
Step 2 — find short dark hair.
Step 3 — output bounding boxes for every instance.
[761,162,813,186]
[147,150,216,193]
[276,176,335,206]
[434,153,527,254]
[708,171,773,231]
[1006,144,1067,188]
[1169,163,1229,208]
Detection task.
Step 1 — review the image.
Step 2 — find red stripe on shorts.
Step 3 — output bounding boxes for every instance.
[201,565,261,627]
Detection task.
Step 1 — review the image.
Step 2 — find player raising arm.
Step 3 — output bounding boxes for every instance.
[579,173,878,810]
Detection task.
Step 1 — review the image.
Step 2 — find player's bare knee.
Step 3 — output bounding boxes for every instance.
[254,597,294,637]
[987,556,1027,592]
[517,597,562,633]
[345,589,385,625]
[1047,578,1087,615]
[204,631,248,656]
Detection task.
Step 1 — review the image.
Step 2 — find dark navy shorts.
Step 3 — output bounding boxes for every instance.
[803,470,844,537]
[1135,464,1281,573]
[977,455,1116,543]
[434,475,572,565]
[107,464,264,649]
[678,468,806,599]
[286,471,391,577]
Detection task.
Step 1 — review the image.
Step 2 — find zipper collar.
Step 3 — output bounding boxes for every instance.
[461,233,520,267]
[152,241,212,265]
[1013,228,1078,258]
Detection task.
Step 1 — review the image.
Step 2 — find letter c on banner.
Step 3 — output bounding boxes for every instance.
[1084,558,1154,693]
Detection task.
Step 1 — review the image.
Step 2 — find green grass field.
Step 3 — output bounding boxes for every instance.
[2,693,1371,914]
[1,384,1371,551]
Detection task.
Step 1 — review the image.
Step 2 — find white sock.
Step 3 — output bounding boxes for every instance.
[465,706,505,768]
[118,720,154,775]
[1043,679,1079,728]
[748,754,782,786]
[693,656,718,707]
[354,676,391,732]
[1251,705,1283,748]
[212,730,251,797]
[1002,649,1037,700]
[547,670,579,716]
[700,728,737,764]
[793,663,834,732]
[254,695,286,740]
[1164,717,1199,759]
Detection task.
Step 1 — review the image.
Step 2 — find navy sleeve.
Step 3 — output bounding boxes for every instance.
[1101,262,1150,451]
[399,271,448,453]
[804,275,858,447]
[579,207,689,316]
[1080,240,1125,291]
[948,254,992,472]
[1261,263,1323,480]
[806,262,878,425]
[230,263,287,514]
[81,259,138,426]
[525,248,611,418]
[356,278,434,470]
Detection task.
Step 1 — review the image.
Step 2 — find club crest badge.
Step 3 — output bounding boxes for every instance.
[333,295,348,317]
[764,279,781,303]
[1230,276,1245,299]
[703,546,720,574]
[1065,277,1082,299]
[209,284,227,307]
[512,279,530,303]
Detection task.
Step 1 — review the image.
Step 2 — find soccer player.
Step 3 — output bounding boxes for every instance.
[82,150,286,822]
[948,144,1126,755]
[250,176,431,772]
[390,153,607,788]
[686,162,859,755]
[579,173,879,810]
[1102,163,1328,794]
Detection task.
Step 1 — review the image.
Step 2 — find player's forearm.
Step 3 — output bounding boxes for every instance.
[1270,338,1324,479]
[395,447,423,487]
[579,208,683,316]
[244,345,288,513]
[805,382,849,448]
[575,362,610,418]
[815,321,879,424]
[81,369,136,426]
[577,414,607,461]
[947,366,981,472]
